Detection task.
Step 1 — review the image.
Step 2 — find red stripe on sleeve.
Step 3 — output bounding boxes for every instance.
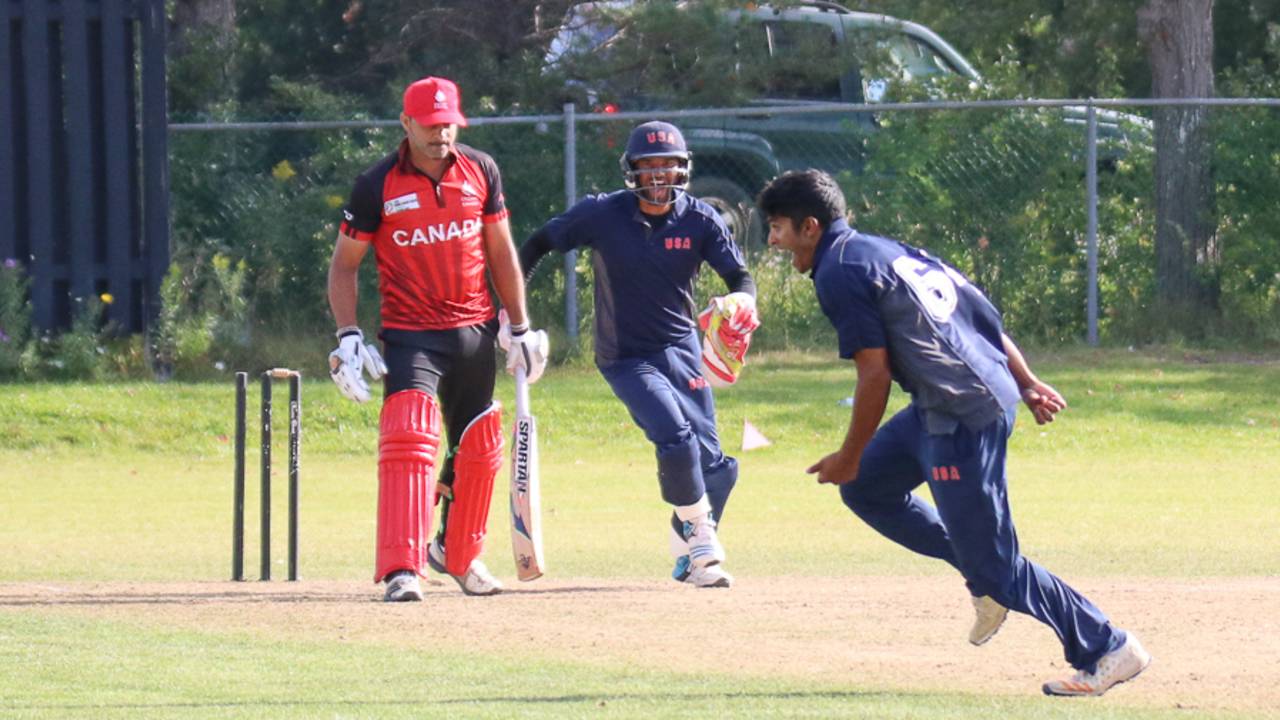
[339,221,375,242]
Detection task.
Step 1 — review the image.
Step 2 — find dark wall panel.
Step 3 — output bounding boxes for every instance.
[140,0,169,330]
[101,0,135,329]
[0,6,14,264]
[63,0,95,302]
[21,0,53,329]
[3,0,168,333]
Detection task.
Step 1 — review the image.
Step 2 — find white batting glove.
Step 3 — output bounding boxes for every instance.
[328,327,387,403]
[497,309,549,383]
[508,328,549,384]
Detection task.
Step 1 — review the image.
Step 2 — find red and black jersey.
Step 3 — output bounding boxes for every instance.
[339,140,508,330]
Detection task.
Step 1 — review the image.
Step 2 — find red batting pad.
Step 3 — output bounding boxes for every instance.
[375,390,441,582]
[444,402,504,576]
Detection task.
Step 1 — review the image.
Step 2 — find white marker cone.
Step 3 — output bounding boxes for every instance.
[742,419,772,451]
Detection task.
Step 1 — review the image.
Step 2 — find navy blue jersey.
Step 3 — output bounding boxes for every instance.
[540,190,747,364]
[812,220,1021,432]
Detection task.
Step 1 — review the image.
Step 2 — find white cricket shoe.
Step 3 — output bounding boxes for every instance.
[428,538,504,596]
[671,554,733,588]
[969,595,1008,646]
[681,515,726,569]
[687,563,734,588]
[383,570,423,602]
[1043,633,1152,697]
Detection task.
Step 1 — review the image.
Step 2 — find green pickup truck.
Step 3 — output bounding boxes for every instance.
[546,0,1147,247]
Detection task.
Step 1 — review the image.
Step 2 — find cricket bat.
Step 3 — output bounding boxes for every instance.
[509,365,545,580]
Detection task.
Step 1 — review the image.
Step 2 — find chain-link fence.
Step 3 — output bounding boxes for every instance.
[168,98,1280,367]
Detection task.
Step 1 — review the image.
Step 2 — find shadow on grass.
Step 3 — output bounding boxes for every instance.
[5,689,905,712]
[0,582,670,607]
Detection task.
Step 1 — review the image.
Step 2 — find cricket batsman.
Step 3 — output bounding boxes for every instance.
[327,76,548,602]
[518,121,759,588]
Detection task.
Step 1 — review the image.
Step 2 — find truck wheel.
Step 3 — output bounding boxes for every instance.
[688,176,765,252]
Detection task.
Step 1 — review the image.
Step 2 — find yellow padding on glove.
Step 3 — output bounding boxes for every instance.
[697,293,760,387]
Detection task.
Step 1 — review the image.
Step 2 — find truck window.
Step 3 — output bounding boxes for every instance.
[878,33,959,81]
[857,30,961,102]
[761,20,843,101]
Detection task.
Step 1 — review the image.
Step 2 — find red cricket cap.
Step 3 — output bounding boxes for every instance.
[403,76,468,128]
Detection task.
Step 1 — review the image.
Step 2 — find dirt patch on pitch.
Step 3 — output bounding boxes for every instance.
[3,575,1277,713]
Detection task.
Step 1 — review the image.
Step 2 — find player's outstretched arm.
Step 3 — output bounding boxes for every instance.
[808,347,891,485]
[517,226,557,283]
[1001,333,1066,425]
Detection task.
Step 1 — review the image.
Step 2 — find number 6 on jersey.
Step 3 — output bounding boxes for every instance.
[510,365,545,580]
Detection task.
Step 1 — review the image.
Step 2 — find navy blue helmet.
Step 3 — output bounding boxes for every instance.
[620,121,692,202]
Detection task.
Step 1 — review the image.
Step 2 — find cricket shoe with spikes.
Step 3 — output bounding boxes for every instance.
[969,595,1008,646]
[1043,633,1151,697]
[681,515,726,569]
[427,538,504,596]
[383,570,423,602]
[671,555,733,588]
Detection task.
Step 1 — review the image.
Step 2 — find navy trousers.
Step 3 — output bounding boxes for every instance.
[840,405,1123,672]
[599,332,737,525]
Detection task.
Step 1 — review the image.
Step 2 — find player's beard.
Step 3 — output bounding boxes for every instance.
[419,139,453,161]
[643,187,673,205]
[640,173,674,206]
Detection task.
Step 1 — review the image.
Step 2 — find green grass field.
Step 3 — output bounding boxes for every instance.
[1,347,1277,718]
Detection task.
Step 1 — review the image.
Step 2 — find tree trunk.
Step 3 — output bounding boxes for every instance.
[1137,0,1217,326]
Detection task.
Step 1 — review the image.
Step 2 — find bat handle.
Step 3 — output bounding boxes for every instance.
[514,365,530,416]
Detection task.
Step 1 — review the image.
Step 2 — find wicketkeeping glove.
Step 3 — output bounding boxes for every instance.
[328,327,387,403]
[698,292,761,388]
[497,309,549,384]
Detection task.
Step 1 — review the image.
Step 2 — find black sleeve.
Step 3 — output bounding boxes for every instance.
[518,227,558,282]
[339,154,394,239]
[722,268,756,298]
[468,147,507,218]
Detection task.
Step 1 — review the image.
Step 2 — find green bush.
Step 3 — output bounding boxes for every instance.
[158,89,1280,368]
[1212,49,1280,345]
[53,295,109,380]
[152,254,251,379]
[847,65,1158,344]
[0,259,34,378]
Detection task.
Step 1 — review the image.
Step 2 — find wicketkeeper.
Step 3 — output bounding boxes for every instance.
[327,76,548,602]
[519,121,759,588]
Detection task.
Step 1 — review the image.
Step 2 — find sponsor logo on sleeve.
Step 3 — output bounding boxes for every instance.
[383,193,421,216]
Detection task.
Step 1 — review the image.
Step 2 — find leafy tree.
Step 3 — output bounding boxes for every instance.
[860,0,1277,98]
[855,0,1147,96]
[1212,0,1280,75]
[168,0,238,115]
[156,0,1280,365]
